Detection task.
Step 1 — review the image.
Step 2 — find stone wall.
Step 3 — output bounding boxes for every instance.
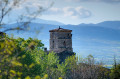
[50,32,73,53]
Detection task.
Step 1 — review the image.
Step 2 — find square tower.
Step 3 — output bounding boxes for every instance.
[49,27,73,53]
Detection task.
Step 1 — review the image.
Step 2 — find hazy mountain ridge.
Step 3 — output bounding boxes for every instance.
[96,21,120,29]
[29,18,64,25]
[77,21,120,29]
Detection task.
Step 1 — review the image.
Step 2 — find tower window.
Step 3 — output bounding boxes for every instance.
[68,34,71,38]
[63,41,66,48]
[68,34,69,37]
[53,41,54,48]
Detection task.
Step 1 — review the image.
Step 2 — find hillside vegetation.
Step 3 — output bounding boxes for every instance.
[0,35,119,79]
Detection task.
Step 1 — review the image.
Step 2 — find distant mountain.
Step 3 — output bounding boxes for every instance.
[78,23,94,26]
[96,21,120,29]
[32,18,64,25]
[78,21,120,30]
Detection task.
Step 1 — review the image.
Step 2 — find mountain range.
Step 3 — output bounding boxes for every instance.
[29,18,64,25]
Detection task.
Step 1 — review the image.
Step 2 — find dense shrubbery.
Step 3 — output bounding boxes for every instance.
[110,64,120,79]
[0,35,119,79]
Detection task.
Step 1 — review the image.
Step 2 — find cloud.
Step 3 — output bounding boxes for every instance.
[43,6,92,18]
[43,7,62,15]
[65,0,120,3]
[63,6,91,18]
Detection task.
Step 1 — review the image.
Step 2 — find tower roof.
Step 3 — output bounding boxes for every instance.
[49,27,72,32]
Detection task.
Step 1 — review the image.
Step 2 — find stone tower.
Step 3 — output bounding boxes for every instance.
[49,27,74,62]
[49,27,73,53]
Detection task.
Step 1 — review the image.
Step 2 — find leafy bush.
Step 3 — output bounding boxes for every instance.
[110,64,120,79]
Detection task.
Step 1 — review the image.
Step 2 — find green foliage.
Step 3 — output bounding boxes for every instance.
[110,64,120,79]
[0,36,64,79]
[0,36,113,79]
[0,36,46,78]
[47,52,59,67]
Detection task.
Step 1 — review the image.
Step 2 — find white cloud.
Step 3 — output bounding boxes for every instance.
[43,7,62,15]
[63,6,91,18]
[50,7,60,12]
[43,6,91,19]
[63,7,76,17]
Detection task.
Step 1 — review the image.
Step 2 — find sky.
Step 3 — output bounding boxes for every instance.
[2,0,120,25]
[33,0,120,25]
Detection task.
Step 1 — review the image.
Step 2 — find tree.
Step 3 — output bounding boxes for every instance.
[0,36,63,79]
[110,64,120,79]
[0,0,52,32]
[0,36,44,78]
[110,55,120,79]
[61,55,110,79]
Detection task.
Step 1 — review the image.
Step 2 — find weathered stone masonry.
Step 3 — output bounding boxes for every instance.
[49,27,73,53]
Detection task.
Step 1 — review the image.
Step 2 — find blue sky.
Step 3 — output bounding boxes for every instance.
[4,0,120,25]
